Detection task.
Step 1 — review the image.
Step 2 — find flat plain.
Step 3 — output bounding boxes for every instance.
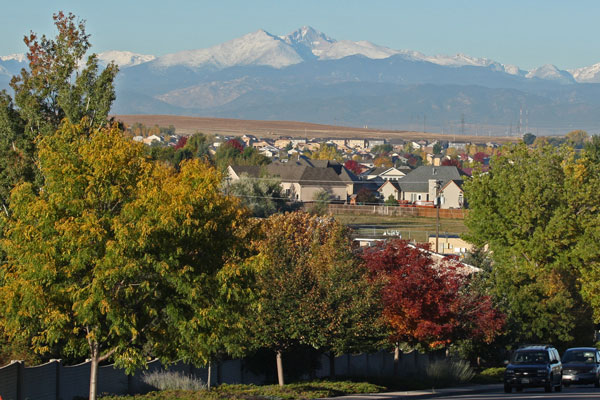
[114,114,520,144]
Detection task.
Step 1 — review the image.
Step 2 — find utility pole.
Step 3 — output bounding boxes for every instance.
[436,182,440,253]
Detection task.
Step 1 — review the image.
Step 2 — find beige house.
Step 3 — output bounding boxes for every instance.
[398,166,465,209]
[228,158,359,203]
[347,139,367,149]
[440,180,464,209]
[377,180,401,201]
[428,234,474,255]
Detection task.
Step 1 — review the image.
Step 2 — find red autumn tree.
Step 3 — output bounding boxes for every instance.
[344,159,363,175]
[362,239,504,351]
[442,158,462,168]
[225,138,244,152]
[473,152,488,164]
[174,136,188,149]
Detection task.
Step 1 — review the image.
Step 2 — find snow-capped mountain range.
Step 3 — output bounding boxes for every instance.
[1,26,597,82]
[3,26,600,134]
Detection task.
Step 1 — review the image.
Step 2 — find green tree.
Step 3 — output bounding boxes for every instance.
[0,12,117,213]
[0,121,250,400]
[384,194,398,206]
[309,189,332,216]
[185,132,213,159]
[464,143,595,346]
[251,212,383,385]
[522,133,536,145]
[312,143,342,161]
[371,143,393,155]
[565,130,589,149]
[227,173,285,217]
[433,142,443,155]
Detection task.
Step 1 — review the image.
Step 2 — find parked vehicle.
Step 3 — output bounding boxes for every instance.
[504,345,562,393]
[562,347,600,387]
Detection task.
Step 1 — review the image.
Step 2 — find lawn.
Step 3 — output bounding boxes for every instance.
[334,214,468,244]
[100,381,386,400]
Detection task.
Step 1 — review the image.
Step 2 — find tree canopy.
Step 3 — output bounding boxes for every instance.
[464,142,600,346]
[250,212,384,385]
[362,239,504,350]
[0,12,118,213]
[0,120,250,399]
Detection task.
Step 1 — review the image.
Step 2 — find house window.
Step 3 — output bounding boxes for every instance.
[417,194,422,201]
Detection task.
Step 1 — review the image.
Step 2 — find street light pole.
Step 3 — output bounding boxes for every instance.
[435,180,442,253]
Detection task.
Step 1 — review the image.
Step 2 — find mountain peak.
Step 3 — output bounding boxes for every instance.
[526,64,575,84]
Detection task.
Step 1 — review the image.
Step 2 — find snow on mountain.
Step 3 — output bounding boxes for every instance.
[0,53,26,62]
[569,63,600,83]
[281,26,335,58]
[525,64,575,84]
[2,27,590,85]
[318,40,402,60]
[97,51,155,68]
[153,29,303,69]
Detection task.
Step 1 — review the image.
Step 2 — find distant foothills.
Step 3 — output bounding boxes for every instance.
[3,26,600,135]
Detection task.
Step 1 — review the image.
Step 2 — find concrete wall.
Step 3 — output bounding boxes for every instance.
[0,350,436,400]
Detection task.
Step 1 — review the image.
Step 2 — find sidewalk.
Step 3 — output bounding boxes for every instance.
[327,384,503,400]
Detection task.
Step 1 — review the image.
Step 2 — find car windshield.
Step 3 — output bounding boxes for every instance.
[512,351,549,364]
[562,350,596,363]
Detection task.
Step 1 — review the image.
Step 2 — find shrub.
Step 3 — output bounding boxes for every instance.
[472,367,505,383]
[425,359,474,386]
[141,370,207,391]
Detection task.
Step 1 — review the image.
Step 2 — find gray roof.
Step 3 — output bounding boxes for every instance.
[398,166,464,193]
[229,164,352,187]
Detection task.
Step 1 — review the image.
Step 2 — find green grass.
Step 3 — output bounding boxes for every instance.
[334,214,468,244]
[100,381,386,400]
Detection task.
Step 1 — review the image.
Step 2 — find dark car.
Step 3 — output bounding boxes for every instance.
[561,347,600,387]
[504,345,562,393]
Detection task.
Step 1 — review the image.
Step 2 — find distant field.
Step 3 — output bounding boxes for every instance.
[334,214,468,244]
[113,114,520,144]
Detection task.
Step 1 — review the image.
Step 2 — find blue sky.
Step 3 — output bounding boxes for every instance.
[2,0,598,70]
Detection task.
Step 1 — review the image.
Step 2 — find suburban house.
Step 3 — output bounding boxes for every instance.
[227,158,360,202]
[397,166,465,208]
[428,234,473,255]
[439,179,464,208]
[377,180,401,201]
[362,166,411,181]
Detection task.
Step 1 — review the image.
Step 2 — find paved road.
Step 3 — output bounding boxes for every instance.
[433,386,600,399]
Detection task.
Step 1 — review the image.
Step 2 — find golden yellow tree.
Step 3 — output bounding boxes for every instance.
[0,120,250,399]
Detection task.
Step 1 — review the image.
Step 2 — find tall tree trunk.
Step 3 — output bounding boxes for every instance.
[207,361,212,390]
[89,341,99,400]
[276,350,284,387]
[329,351,336,378]
[393,344,400,376]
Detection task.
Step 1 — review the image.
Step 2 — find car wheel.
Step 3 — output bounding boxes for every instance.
[515,387,522,392]
[595,377,600,388]
[555,383,562,392]
[545,379,553,393]
[504,384,511,393]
